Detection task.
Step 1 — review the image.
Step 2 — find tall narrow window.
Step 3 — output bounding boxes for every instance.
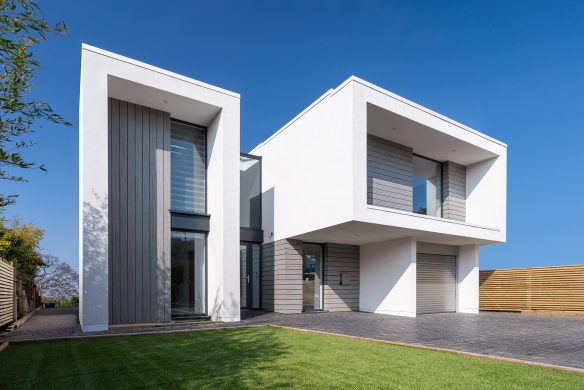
[413,155,442,217]
[171,121,206,214]
[240,155,261,229]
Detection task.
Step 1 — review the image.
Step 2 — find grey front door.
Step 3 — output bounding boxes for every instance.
[416,253,456,314]
[240,242,261,310]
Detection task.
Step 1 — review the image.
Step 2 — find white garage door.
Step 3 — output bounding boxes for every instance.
[417,253,456,314]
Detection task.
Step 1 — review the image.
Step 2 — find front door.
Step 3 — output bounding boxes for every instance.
[240,242,261,310]
[302,244,323,311]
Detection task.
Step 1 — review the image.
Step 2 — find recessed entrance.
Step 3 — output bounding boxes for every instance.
[303,243,323,311]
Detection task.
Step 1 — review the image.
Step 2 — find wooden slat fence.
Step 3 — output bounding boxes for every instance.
[480,264,584,312]
[0,259,15,327]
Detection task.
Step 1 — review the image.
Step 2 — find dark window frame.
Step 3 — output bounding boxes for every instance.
[169,118,209,318]
[170,118,208,217]
[170,228,208,317]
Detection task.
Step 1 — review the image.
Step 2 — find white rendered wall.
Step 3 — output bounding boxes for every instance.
[457,244,479,313]
[79,48,110,332]
[466,155,507,238]
[80,45,240,331]
[252,84,356,243]
[360,237,416,317]
[207,110,241,322]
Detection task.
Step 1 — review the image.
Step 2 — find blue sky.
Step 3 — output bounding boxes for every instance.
[2,0,584,271]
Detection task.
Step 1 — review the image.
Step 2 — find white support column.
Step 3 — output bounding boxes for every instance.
[206,106,241,322]
[457,245,479,314]
[360,237,417,317]
[79,50,109,332]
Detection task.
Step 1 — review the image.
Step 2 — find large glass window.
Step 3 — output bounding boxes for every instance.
[413,155,442,217]
[240,155,261,229]
[171,121,206,214]
[171,231,206,317]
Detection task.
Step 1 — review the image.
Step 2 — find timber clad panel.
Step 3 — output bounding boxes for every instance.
[0,260,14,327]
[442,161,466,221]
[323,243,360,311]
[262,239,303,314]
[109,98,171,325]
[367,135,413,211]
[480,265,584,312]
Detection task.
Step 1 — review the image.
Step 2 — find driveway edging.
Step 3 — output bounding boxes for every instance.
[5,324,264,345]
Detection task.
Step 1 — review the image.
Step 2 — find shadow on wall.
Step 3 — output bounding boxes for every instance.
[82,193,109,323]
[361,241,414,314]
[208,284,241,321]
[466,157,497,198]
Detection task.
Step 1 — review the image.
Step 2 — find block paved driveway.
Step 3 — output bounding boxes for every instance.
[244,311,584,370]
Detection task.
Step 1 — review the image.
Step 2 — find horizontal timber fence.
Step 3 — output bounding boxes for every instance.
[479,264,584,312]
[0,259,14,327]
[0,259,41,328]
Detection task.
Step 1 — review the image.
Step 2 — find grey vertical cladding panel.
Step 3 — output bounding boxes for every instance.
[134,105,143,323]
[163,112,171,322]
[323,243,360,311]
[442,161,466,221]
[119,101,128,325]
[141,107,151,322]
[261,239,303,314]
[127,102,136,324]
[108,98,170,325]
[108,98,114,323]
[367,135,413,211]
[149,109,157,323]
[416,253,456,314]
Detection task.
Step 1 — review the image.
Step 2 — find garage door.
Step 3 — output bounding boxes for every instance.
[417,253,456,314]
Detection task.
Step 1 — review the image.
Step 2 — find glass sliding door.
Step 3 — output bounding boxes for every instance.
[240,242,261,310]
[171,231,206,318]
[302,244,323,311]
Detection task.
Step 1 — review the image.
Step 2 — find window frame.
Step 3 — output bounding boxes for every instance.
[169,118,208,217]
[412,153,444,218]
[240,152,262,230]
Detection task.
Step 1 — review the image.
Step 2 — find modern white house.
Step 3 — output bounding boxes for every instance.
[252,77,506,317]
[79,45,506,332]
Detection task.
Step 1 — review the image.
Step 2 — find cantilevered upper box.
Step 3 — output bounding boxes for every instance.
[253,76,506,247]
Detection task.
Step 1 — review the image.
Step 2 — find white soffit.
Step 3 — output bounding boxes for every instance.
[367,103,498,166]
[292,221,496,246]
[108,76,222,127]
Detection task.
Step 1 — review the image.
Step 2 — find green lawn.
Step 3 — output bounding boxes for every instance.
[0,326,582,389]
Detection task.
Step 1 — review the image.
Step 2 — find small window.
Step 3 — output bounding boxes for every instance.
[171,121,206,214]
[413,155,442,217]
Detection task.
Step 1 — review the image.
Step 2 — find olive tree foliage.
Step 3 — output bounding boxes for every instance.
[36,254,78,302]
[0,215,44,276]
[0,0,69,207]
